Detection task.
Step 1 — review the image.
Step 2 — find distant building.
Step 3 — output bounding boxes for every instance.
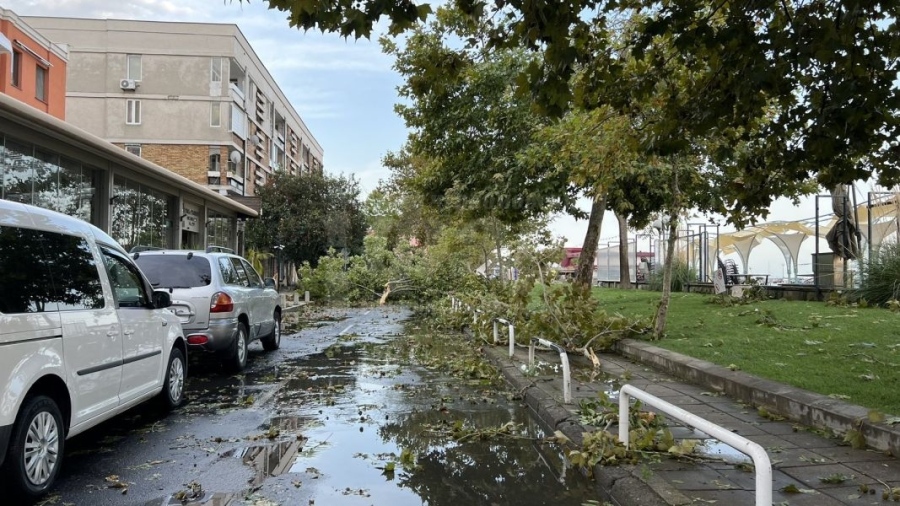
[0,8,67,119]
[23,16,323,204]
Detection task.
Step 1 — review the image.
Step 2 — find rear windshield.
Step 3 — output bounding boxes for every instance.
[135,255,212,288]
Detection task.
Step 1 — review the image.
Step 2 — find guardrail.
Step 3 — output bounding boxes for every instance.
[492,318,515,358]
[450,295,570,403]
[617,384,772,506]
[528,337,572,403]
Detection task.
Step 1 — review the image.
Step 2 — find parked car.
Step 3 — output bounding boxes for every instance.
[0,201,187,501]
[132,247,281,373]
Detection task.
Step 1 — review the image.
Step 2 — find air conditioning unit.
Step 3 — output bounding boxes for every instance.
[120,79,138,91]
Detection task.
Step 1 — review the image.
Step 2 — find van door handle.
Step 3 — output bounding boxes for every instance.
[123,329,134,336]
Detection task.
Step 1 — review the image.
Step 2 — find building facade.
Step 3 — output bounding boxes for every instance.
[0,8,67,119]
[0,92,256,253]
[23,17,324,199]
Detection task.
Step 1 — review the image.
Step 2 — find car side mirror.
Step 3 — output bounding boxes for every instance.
[152,290,172,309]
[264,278,276,289]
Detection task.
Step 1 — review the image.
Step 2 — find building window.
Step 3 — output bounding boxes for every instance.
[124,144,141,157]
[126,54,142,80]
[210,57,223,83]
[126,99,142,125]
[35,65,48,102]
[210,102,221,127]
[11,50,21,88]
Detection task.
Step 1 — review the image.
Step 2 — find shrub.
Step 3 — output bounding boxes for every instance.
[855,241,900,306]
[648,259,697,292]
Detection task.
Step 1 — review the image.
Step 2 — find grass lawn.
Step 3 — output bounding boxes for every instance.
[592,288,900,416]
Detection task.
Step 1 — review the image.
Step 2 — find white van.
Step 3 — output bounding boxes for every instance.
[0,200,188,501]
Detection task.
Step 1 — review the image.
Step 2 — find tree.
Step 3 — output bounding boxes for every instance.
[381,9,582,225]
[246,171,367,267]
[263,0,900,226]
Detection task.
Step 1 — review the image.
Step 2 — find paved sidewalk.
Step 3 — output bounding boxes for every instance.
[483,341,900,506]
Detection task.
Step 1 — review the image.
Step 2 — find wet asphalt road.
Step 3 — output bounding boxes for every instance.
[31,305,412,506]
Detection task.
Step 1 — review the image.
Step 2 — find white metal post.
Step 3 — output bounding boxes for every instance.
[508,324,515,358]
[617,384,772,506]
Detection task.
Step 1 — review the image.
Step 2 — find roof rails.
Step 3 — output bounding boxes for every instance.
[206,245,235,254]
[130,246,164,253]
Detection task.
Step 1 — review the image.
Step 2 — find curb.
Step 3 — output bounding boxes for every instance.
[482,346,692,506]
[616,339,900,458]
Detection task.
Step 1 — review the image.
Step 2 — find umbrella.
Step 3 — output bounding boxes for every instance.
[825,184,861,260]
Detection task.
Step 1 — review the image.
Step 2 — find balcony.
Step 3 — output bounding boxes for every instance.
[229,82,245,104]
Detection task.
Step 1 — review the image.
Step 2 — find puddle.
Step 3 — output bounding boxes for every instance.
[237,321,600,505]
[694,439,753,464]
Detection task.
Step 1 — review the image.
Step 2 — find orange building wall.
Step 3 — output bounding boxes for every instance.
[0,20,66,120]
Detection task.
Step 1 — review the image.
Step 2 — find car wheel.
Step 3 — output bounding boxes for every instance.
[159,348,186,410]
[2,395,65,501]
[226,323,249,373]
[261,310,281,351]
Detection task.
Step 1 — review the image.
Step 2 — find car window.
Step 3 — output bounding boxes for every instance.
[230,257,251,287]
[241,259,263,288]
[135,254,212,288]
[101,249,149,308]
[0,225,104,313]
[218,257,241,285]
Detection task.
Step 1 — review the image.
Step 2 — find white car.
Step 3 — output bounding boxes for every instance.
[0,201,188,501]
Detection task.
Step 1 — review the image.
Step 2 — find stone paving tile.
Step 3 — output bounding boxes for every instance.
[779,429,846,448]
[813,446,896,464]
[653,468,743,491]
[769,447,836,468]
[819,485,892,505]
[754,420,803,435]
[843,459,900,485]
[689,488,849,505]
[744,434,801,450]
[780,463,866,489]
[716,467,798,491]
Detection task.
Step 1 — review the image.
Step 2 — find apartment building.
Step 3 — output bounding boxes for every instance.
[23,17,324,201]
[0,8,67,119]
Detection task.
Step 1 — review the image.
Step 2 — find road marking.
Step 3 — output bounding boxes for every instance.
[339,324,355,336]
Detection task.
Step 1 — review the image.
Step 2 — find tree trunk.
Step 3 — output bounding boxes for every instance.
[654,217,679,339]
[575,195,607,288]
[493,218,505,282]
[617,213,632,289]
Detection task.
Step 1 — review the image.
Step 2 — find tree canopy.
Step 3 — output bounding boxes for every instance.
[247,171,367,267]
[264,0,900,227]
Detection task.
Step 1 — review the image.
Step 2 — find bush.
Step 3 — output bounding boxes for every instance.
[855,241,900,306]
[648,259,697,292]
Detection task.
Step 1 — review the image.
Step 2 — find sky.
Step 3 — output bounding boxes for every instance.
[4,0,844,277]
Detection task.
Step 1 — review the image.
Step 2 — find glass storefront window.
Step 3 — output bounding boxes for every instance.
[2,138,36,204]
[206,210,234,250]
[0,137,98,223]
[111,174,175,252]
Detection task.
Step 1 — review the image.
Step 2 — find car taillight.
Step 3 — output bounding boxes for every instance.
[210,292,234,313]
[187,334,209,345]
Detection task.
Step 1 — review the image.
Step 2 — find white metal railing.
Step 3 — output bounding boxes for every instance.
[528,337,572,403]
[492,318,515,358]
[618,384,772,506]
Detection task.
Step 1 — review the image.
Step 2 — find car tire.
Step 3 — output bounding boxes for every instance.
[226,322,249,373]
[159,348,186,410]
[2,395,65,501]
[261,310,281,351]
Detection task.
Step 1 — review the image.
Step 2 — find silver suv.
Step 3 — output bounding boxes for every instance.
[133,248,281,372]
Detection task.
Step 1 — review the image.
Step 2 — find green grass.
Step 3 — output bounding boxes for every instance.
[592,288,900,416]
